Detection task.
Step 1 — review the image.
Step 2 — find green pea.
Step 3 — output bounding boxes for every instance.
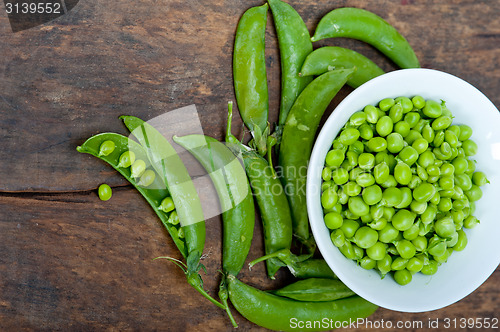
[418,150,435,169]
[427,236,447,257]
[369,218,388,232]
[403,222,420,240]
[422,123,435,143]
[406,257,424,273]
[364,105,380,124]
[378,224,399,243]
[380,175,398,189]
[348,196,369,217]
[340,219,360,238]
[433,248,452,263]
[331,229,346,247]
[362,185,383,205]
[391,209,415,231]
[322,167,332,181]
[98,184,112,201]
[376,255,392,277]
[358,153,375,170]
[462,139,478,156]
[421,260,439,275]
[325,149,345,167]
[394,162,412,185]
[118,150,136,168]
[167,210,179,225]
[413,118,427,133]
[159,197,175,213]
[444,130,459,148]
[453,229,468,251]
[138,169,156,187]
[366,241,387,260]
[429,191,440,206]
[413,183,436,202]
[411,95,426,109]
[383,207,395,220]
[410,200,427,215]
[435,217,456,238]
[321,187,338,209]
[395,97,413,113]
[339,128,360,145]
[354,226,379,249]
[379,98,395,111]
[421,204,437,225]
[412,138,428,155]
[422,99,442,118]
[394,269,412,285]
[345,151,358,167]
[350,112,367,126]
[408,175,422,189]
[395,187,413,209]
[458,124,473,141]
[358,123,374,140]
[386,154,397,172]
[389,103,404,123]
[349,167,364,181]
[440,142,452,156]
[431,115,452,131]
[360,256,377,270]
[343,181,360,197]
[464,215,479,229]
[426,165,440,177]
[382,187,402,207]
[391,257,408,271]
[376,116,393,137]
[416,164,428,181]
[404,112,420,128]
[361,213,374,224]
[370,205,385,220]
[412,236,428,252]
[438,197,453,212]
[338,242,356,260]
[446,232,459,248]
[324,212,343,230]
[332,168,349,185]
[367,137,387,152]
[440,163,455,176]
[393,122,410,138]
[99,140,116,156]
[355,173,375,187]
[465,185,482,202]
[433,130,445,147]
[131,159,147,178]
[385,133,404,154]
[438,175,454,191]
[456,173,472,191]
[466,159,476,175]
[398,146,419,166]
[373,162,390,184]
[472,171,489,186]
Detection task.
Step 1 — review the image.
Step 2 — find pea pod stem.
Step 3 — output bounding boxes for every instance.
[279,69,354,245]
[311,7,420,69]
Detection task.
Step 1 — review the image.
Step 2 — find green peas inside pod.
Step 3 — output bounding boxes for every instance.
[321,96,487,285]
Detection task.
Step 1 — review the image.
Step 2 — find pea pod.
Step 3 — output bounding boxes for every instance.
[300,46,385,88]
[279,69,354,244]
[311,7,420,69]
[268,0,313,130]
[76,133,186,256]
[233,4,269,154]
[120,116,224,310]
[227,275,378,332]
[270,278,355,302]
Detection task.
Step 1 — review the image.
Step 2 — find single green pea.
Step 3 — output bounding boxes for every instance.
[326,149,345,167]
[435,217,456,238]
[386,154,397,172]
[411,95,426,109]
[440,163,455,176]
[394,121,411,138]
[118,150,136,168]
[398,146,419,166]
[343,181,361,197]
[339,128,361,145]
[437,197,453,212]
[462,139,478,156]
[421,204,437,225]
[439,189,455,198]
[138,169,156,187]
[376,254,393,276]
[427,236,447,257]
[440,142,452,157]
[448,125,461,137]
[366,241,387,260]
[332,168,349,185]
[321,187,338,209]
[418,150,435,169]
[465,185,482,202]
[451,210,465,226]
[98,184,112,201]
[99,140,116,157]
[446,232,459,248]
[367,137,387,152]
[458,124,473,141]
[373,162,390,184]
[382,206,395,220]
[355,173,376,187]
[359,123,374,140]
[404,112,421,128]
[345,151,358,167]
[403,222,420,240]
[368,217,388,232]
[465,159,476,175]
[350,112,367,126]
[453,229,468,251]
[444,130,459,148]
[423,99,442,118]
[354,226,379,249]
[395,187,413,209]
[159,197,175,213]
[433,248,452,264]
[378,224,399,243]
[381,187,403,207]
[421,123,435,143]
[410,200,427,215]
[362,185,383,205]
[421,260,439,275]
[406,257,424,273]
[338,242,356,260]
[394,162,412,185]
[349,167,364,181]
[431,115,452,131]
[412,138,428,154]
[348,196,370,217]
[439,175,454,191]
[364,105,380,124]
[395,97,414,113]
[463,215,479,229]
[426,165,441,177]
[413,183,436,202]
[452,199,468,211]
[359,256,377,270]
[380,175,398,189]
[167,210,179,225]
[370,205,385,220]
[352,243,365,261]
[416,164,429,181]
[322,167,332,181]
[386,133,405,154]
[413,118,427,133]
[331,229,346,247]
[408,175,423,189]
[472,171,489,186]
[376,116,394,137]
[131,159,147,178]
[332,139,344,150]
[455,173,472,191]
[394,269,412,285]
[379,98,395,112]
[391,257,409,271]
[360,213,374,224]
[433,130,445,147]
[391,209,415,231]
[324,212,344,230]
[389,103,404,123]
[412,236,428,252]
[429,191,440,205]
[358,153,375,170]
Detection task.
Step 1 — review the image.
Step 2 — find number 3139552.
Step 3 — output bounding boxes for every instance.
[5,2,62,14]
[443,317,498,329]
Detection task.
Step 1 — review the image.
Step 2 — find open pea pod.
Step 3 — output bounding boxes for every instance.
[76,132,187,258]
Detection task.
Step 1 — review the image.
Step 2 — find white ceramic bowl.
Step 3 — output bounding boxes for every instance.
[307,68,500,312]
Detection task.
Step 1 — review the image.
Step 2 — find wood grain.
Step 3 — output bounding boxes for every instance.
[0,0,499,330]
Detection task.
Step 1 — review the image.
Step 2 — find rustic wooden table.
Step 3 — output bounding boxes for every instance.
[1,0,499,330]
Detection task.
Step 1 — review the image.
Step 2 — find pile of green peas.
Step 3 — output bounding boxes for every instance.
[321,96,489,285]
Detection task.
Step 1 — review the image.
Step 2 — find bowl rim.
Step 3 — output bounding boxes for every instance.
[306,68,500,312]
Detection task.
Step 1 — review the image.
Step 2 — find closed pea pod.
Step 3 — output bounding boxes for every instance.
[270,278,355,302]
[311,8,419,68]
